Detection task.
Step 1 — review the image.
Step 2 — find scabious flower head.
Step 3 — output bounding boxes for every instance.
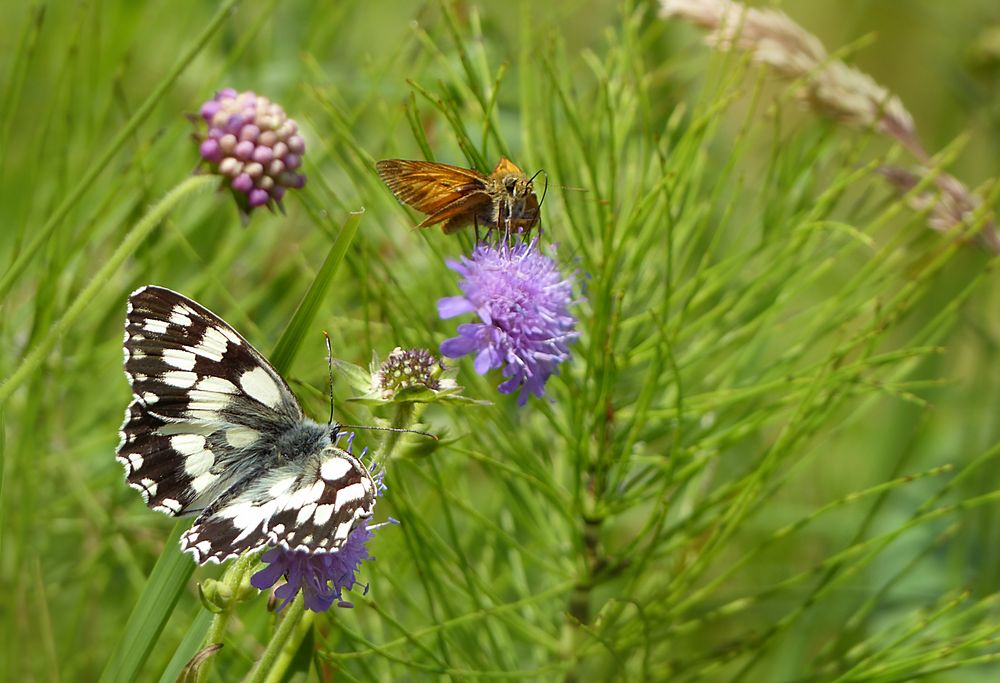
[437,238,578,405]
[250,521,375,612]
[335,348,485,409]
[375,347,443,398]
[195,88,306,216]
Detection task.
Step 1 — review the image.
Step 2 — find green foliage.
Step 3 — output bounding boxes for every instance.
[2,1,999,681]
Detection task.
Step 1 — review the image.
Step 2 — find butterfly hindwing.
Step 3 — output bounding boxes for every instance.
[118,285,378,565]
[180,445,377,564]
[267,448,377,553]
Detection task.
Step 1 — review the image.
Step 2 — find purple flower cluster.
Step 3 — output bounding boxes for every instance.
[250,522,375,612]
[196,89,306,213]
[438,239,578,405]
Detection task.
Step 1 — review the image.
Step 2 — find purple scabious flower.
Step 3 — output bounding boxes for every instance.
[195,88,306,216]
[250,521,375,612]
[437,238,578,405]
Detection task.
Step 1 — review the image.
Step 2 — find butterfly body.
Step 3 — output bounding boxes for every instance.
[117,286,376,564]
[376,157,540,234]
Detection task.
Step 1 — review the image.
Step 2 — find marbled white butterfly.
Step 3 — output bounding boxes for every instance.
[117,285,377,564]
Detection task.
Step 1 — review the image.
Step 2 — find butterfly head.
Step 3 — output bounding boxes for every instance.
[497,172,540,233]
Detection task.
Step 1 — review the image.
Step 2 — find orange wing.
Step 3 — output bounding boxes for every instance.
[376,160,491,227]
[491,157,524,176]
[420,191,492,231]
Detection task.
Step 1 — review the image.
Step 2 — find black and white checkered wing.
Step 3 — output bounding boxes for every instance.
[117,285,303,518]
[180,446,377,564]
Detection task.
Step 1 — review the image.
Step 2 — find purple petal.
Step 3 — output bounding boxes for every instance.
[250,559,287,590]
[437,296,475,319]
[474,344,501,374]
[440,333,481,359]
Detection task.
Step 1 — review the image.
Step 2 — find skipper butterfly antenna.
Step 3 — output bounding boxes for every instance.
[532,169,548,236]
[531,169,549,208]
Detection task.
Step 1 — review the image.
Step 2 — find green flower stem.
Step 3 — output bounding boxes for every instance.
[0,0,242,299]
[244,598,306,683]
[263,611,315,683]
[375,401,421,469]
[196,551,260,683]
[99,520,196,683]
[0,174,217,406]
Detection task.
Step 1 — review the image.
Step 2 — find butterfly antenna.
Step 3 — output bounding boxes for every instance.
[532,170,549,238]
[323,331,336,428]
[531,169,549,207]
[338,424,439,441]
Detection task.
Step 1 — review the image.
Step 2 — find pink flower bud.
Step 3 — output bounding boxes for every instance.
[234,140,255,160]
[199,139,222,163]
[252,146,273,164]
[194,88,307,216]
[248,188,270,207]
[232,173,253,193]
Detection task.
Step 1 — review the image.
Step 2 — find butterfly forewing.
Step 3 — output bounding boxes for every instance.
[376,159,495,230]
[376,159,486,211]
[117,285,377,565]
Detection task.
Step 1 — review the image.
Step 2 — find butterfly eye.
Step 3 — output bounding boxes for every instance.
[505,177,517,191]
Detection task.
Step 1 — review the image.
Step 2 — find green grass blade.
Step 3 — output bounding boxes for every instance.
[157,609,212,683]
[98,522,194,683]
[0,174,216,406]
[268,209,364,374]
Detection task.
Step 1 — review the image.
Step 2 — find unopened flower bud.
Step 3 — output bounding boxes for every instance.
[194,88,307,218]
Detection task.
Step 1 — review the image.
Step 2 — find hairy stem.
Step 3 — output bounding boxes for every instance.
[244,599,306,683]
[196,551,259,683]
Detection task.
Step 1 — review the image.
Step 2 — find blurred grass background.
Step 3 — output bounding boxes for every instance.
[2,0,1000,681]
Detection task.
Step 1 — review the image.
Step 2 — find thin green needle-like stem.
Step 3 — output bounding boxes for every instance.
[0,0,242,298]
[0,174,216,405]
